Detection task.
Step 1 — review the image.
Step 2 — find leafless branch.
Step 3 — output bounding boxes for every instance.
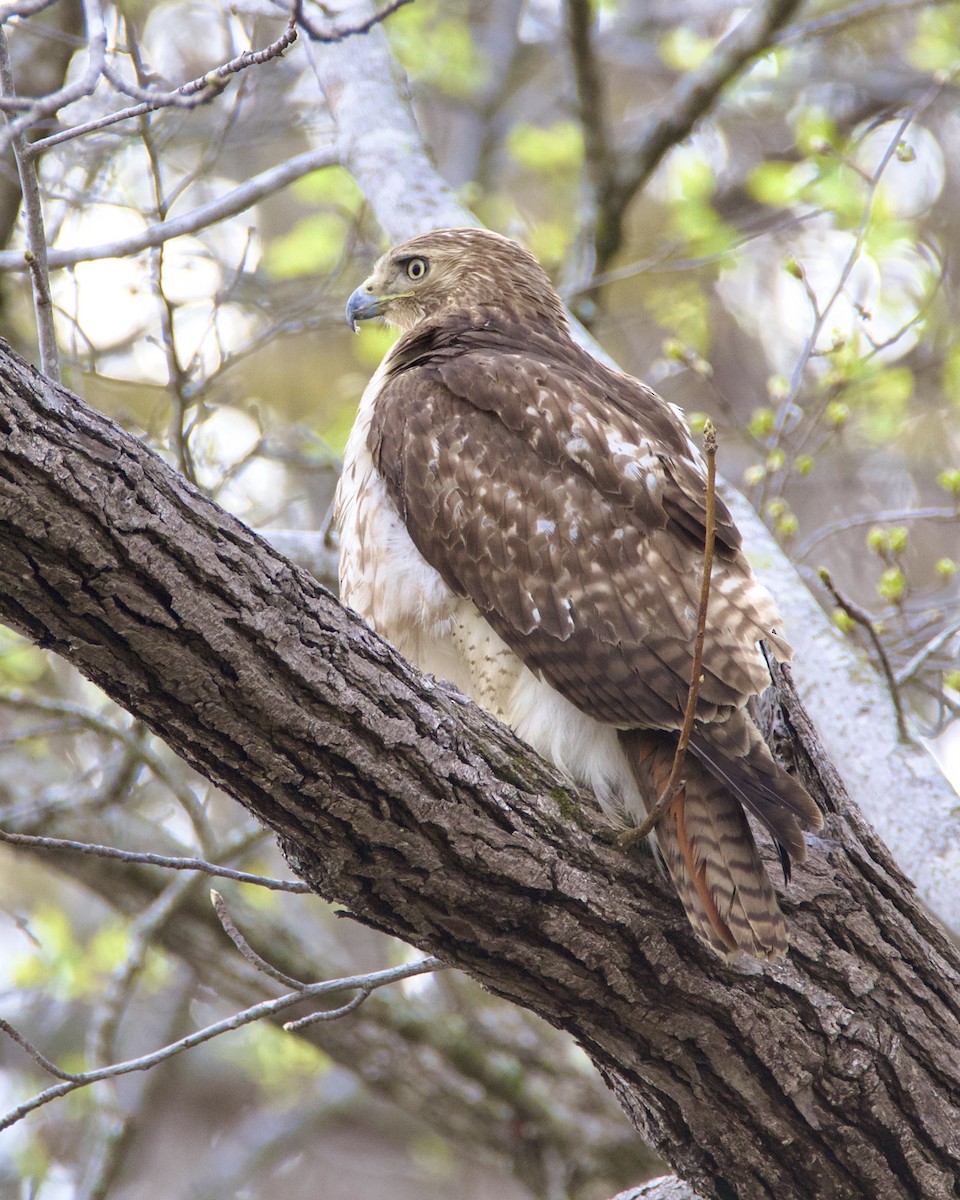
[0,27,59,379]
[211,889,312,989]
[23,16,297,156]
[0,956,442,1132]
[0,144,337,272]
[589,0,804,274]
[818,567,911,743]
[0,826,312,891]
[795,508,959,561]
[292,0,413,43]
[0,0,107,161]
[776,0,957,44]
[895,618,960,688]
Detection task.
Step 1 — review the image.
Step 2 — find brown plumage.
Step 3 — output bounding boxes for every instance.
[337,227,823,960]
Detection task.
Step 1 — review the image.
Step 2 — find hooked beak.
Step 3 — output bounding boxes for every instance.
[345,283,383,333]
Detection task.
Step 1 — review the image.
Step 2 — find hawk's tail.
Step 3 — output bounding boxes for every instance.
[620,722,819,960]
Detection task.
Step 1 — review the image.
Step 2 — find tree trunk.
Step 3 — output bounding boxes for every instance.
[1,340,959,1199]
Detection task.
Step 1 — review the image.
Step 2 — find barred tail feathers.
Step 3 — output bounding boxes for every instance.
[621,728,790,960]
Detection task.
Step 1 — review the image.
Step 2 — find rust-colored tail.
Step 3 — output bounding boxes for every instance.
[621,720,821,960]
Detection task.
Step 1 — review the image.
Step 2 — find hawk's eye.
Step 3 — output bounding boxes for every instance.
[405,257,429,281]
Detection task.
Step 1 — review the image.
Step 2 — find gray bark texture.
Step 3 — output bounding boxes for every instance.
[2,341,960,1200]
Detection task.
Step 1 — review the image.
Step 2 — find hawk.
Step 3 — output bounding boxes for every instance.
[337,227,822,960]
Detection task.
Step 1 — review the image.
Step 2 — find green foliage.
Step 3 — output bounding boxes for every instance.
[664,151,739,256]
[659,26,716,71]
[945,670,960,693]
[844,365,915,443]
[291,166,364,213]
[794,454,815,476]
[644,279,711,354]
[793,106,841,156]
[908,5,960,73]
[877,565,908,603]
[388,0,488,98]
[935,467,960,498]
[747,161,815,208]
[748,406,776,438]
[224,1021,331,1100]
[507,121,584,174]
[264,212,351,279]
[935,557,957,579]
[11,909,165,1001]
[831,607,857,635]
[825,400,850,428]
[943,343,960,407]
[0,626,48,686]
[867,525,909,559]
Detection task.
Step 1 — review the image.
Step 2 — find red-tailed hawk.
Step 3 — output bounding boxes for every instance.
[337,227,822,959]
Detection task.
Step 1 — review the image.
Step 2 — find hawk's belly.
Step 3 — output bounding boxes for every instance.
[334,380,643,822]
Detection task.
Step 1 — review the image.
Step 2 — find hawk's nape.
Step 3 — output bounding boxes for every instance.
[336,226,823,960]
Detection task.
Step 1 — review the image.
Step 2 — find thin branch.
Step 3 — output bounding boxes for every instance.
[620,421,718,848]
[0,1018,75,1080]
[0,0,107,161]
[0,28,59,380]
[597,0,804,272]
[85,872,199,1073]
[23,18,297,156]
[565,0,617,274]
[0,957,443,1132]
[0,0,61,20]
[795,508,959,561]
[292,0,414,43]
[776,0,956,44]
[818,567,911,743]
[283,990,370,1031]
[211,889,312,990]
[0,144,338,272]
[0,826,313,892]
[895,618,960,687]
[0,691,219,847]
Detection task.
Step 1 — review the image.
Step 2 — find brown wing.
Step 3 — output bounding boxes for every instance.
[369,321,783,732]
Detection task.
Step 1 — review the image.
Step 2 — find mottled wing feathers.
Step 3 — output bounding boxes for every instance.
[369,319,783,733]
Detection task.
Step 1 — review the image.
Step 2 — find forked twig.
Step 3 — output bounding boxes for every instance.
[619,421,718,849]
[818,567,911,743]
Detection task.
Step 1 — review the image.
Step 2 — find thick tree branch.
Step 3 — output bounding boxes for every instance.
[2,341,960,1199]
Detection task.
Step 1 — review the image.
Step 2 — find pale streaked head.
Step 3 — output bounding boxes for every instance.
[345,227,569,334]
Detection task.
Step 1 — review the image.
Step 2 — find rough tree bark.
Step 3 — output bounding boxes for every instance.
[2,337,960,1199]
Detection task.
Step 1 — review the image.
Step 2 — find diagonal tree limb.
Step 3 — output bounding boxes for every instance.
[1,336,960,1199]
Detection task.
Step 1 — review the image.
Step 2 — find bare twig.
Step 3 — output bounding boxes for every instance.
[211,889,312,989]
[591,0,804,274]
[0,0,107,161]
[565,0,617,275]
[818,567,911,743]
[86,872,199,1071]
[895,618,960,688]
[776,0,956,43]
[620,422,718,848]
[0,957,442,1131]
[24,18,297,156]
[795,508,959,561]
[0,826,312,892]
[0,145,337,272]
[0,28,59,379]
[292,0,413,43]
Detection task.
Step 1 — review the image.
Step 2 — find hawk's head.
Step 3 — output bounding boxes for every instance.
[345,227,569,334]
